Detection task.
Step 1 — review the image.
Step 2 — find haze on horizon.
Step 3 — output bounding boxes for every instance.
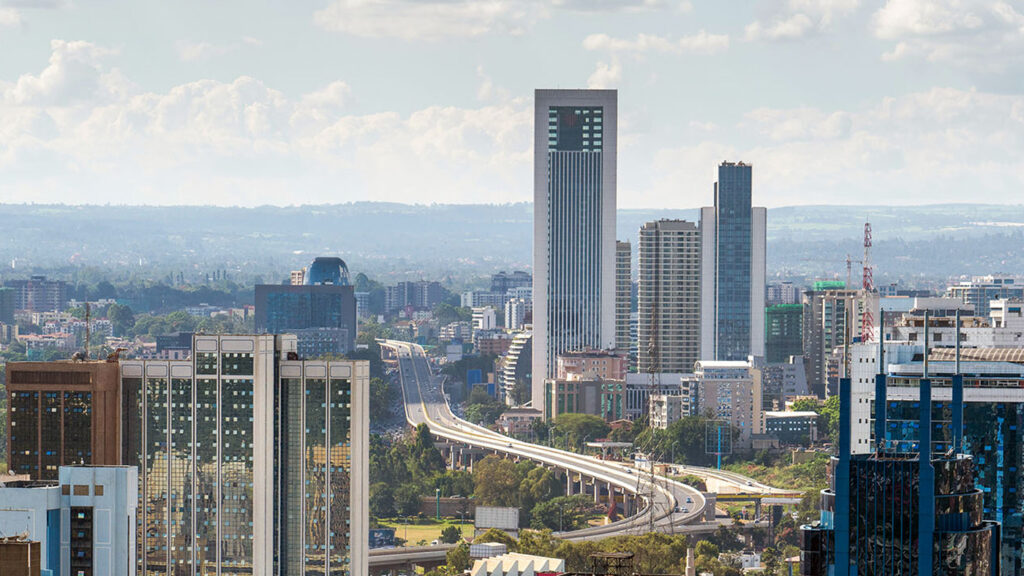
[0,0,1022,209]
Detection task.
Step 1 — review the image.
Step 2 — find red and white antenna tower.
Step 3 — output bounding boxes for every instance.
[861,222,874,342]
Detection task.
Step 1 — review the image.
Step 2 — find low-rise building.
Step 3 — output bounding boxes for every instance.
[496,408,542,437]
[763,410,818,445]
[544,377,625,421]
[649,394,685,429]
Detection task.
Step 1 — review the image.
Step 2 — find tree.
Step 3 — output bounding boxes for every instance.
[789,397,821,413]
[395,484,422,517]
[518,530,561,557]
[369,482,396,518]
[530,495,593,531]
[107,303,136,337]
[445,541,472,572]
[552,413,610,450]
[440,525,463,544]
[475,528,518,552]
[762,546,781,576]
[473,456,520,507]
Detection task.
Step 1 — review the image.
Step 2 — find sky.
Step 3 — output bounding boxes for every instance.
[0,0,1022,209]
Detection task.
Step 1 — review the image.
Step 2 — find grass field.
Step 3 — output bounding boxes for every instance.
[377,518,474,546]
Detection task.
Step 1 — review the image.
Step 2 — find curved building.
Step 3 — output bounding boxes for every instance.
[304,256,351,286]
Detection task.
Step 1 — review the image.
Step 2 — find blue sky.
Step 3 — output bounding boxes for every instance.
[1,0,1022,208]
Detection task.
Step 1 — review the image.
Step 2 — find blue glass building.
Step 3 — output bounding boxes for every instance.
[700,162,766,362]
[254,257,357,358]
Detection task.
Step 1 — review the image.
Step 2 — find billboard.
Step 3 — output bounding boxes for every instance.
[475,506,519,531]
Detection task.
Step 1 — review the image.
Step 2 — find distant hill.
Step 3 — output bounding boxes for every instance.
[0,202,1022,287]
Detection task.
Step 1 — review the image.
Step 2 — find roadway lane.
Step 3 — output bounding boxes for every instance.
[380,340,709,540]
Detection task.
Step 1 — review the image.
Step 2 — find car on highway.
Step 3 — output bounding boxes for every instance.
[685,497,693,504]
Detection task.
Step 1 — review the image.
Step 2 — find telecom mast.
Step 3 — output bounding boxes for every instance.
[861,222,874,342]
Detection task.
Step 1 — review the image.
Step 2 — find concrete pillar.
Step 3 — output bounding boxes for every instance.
[607,482,613,507]
[578,477,585,495]
[566,471,572,494]
[593,479,600,503]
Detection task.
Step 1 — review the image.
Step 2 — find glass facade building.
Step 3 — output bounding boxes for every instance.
[532,90,618,412]
[120,335,369,576]
[254,282,357,359]
[765,304,803,363]
[700,162,766,362]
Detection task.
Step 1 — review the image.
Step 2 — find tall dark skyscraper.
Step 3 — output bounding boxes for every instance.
[700,161,766,361]
[532,89,617,412]
[254,256,357,358]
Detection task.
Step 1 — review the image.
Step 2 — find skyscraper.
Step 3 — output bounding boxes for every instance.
[254,256,357,358]
[7,360,122,480]
[700,161,766,362]
[638,220,701,374]
[765,303,803,363]
[615,240,632,366]
[121,334,369,576]
[532,89,617,411]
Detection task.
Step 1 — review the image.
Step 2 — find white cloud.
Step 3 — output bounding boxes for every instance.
[644,87,1024,207]
[0,7,20,27]
[872,0,1024,69]
[176,37,262,62]
[0,39,534,205]
[313,0,684,40]
[583,30,729,55]
[745,0,859,41]
[587,60,622,89]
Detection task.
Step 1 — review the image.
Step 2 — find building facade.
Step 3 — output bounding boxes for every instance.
[945,275,1023,317]
[532,89,617,412]
[7,361,122,480]
[59,466,138,576]
[254,257,357,358]
[699,162,766,362]
[681,360,763,450]
[649,394,685,430]
[638,220,701,374]
[615,240,632,368]
[801,283,866,398]
[4,276,68,313]
[766,303,803,363]
[121,334,369,576]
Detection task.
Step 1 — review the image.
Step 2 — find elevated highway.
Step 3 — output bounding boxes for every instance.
[379,339,708,541]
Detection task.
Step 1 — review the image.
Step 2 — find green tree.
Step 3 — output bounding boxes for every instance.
[472,456,520,507]
[820,394,840,439]
[440,525,463,544]
[518,530,561,557]
[395,484,422,517]
[530,495,592,531]
[445,541,472,572]
[474,528,518,552]
[762,546,781,576]
[369,482,396,517]
[552,413,610,450]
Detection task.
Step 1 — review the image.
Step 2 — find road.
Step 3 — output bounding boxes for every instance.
[380,339,709,541]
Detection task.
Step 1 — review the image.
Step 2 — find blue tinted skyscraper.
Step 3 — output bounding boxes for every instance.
[254,257,357,358]
[700,161,766,361]
[532,89,617,411]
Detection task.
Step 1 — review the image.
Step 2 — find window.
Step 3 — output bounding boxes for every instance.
[73,485,89,496]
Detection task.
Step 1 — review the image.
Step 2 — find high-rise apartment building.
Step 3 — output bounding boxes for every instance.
[121,334,369,576]
[532,89,617,411]
[385,280,445,313]
[681,360,763,451]
[615,241,632,366]
[254,256,357,358]
[4,276,68,313]
[0,286,16,324]
[638,220,701,374]
[490,271,532,294]
[801,282,863,397]
[700,162,766,362]
[7,361,122,480]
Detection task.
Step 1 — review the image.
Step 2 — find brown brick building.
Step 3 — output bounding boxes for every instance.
[6,361,121,480]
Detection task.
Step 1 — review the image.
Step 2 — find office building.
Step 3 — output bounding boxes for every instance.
[0,477,60,575]
[766,304,803,363]
[801,282,873,397]
[385,280,445,313]
[4,276,68,313]
[801,360,1001,576]
[638,220,701,374]
[757,355,810,410]
[615,241,632,366]
[59,466,138,576]
[505,298,528,331]
[0,466,138,576]
[473,307,497,331]
[121,334,369,576]
[7,361,122,480]
[945,275,1023,317]
[623,372,687,420]
[0,286,16,324]
[763,411,817,445]
[490,271,532,294]
[543,377,624,422]
[848,340,1024,574]
[700,162,766,361]
[532,89,617,412]
[681,361,763,450]
[766,281,801,306]
[254,256,357,358]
